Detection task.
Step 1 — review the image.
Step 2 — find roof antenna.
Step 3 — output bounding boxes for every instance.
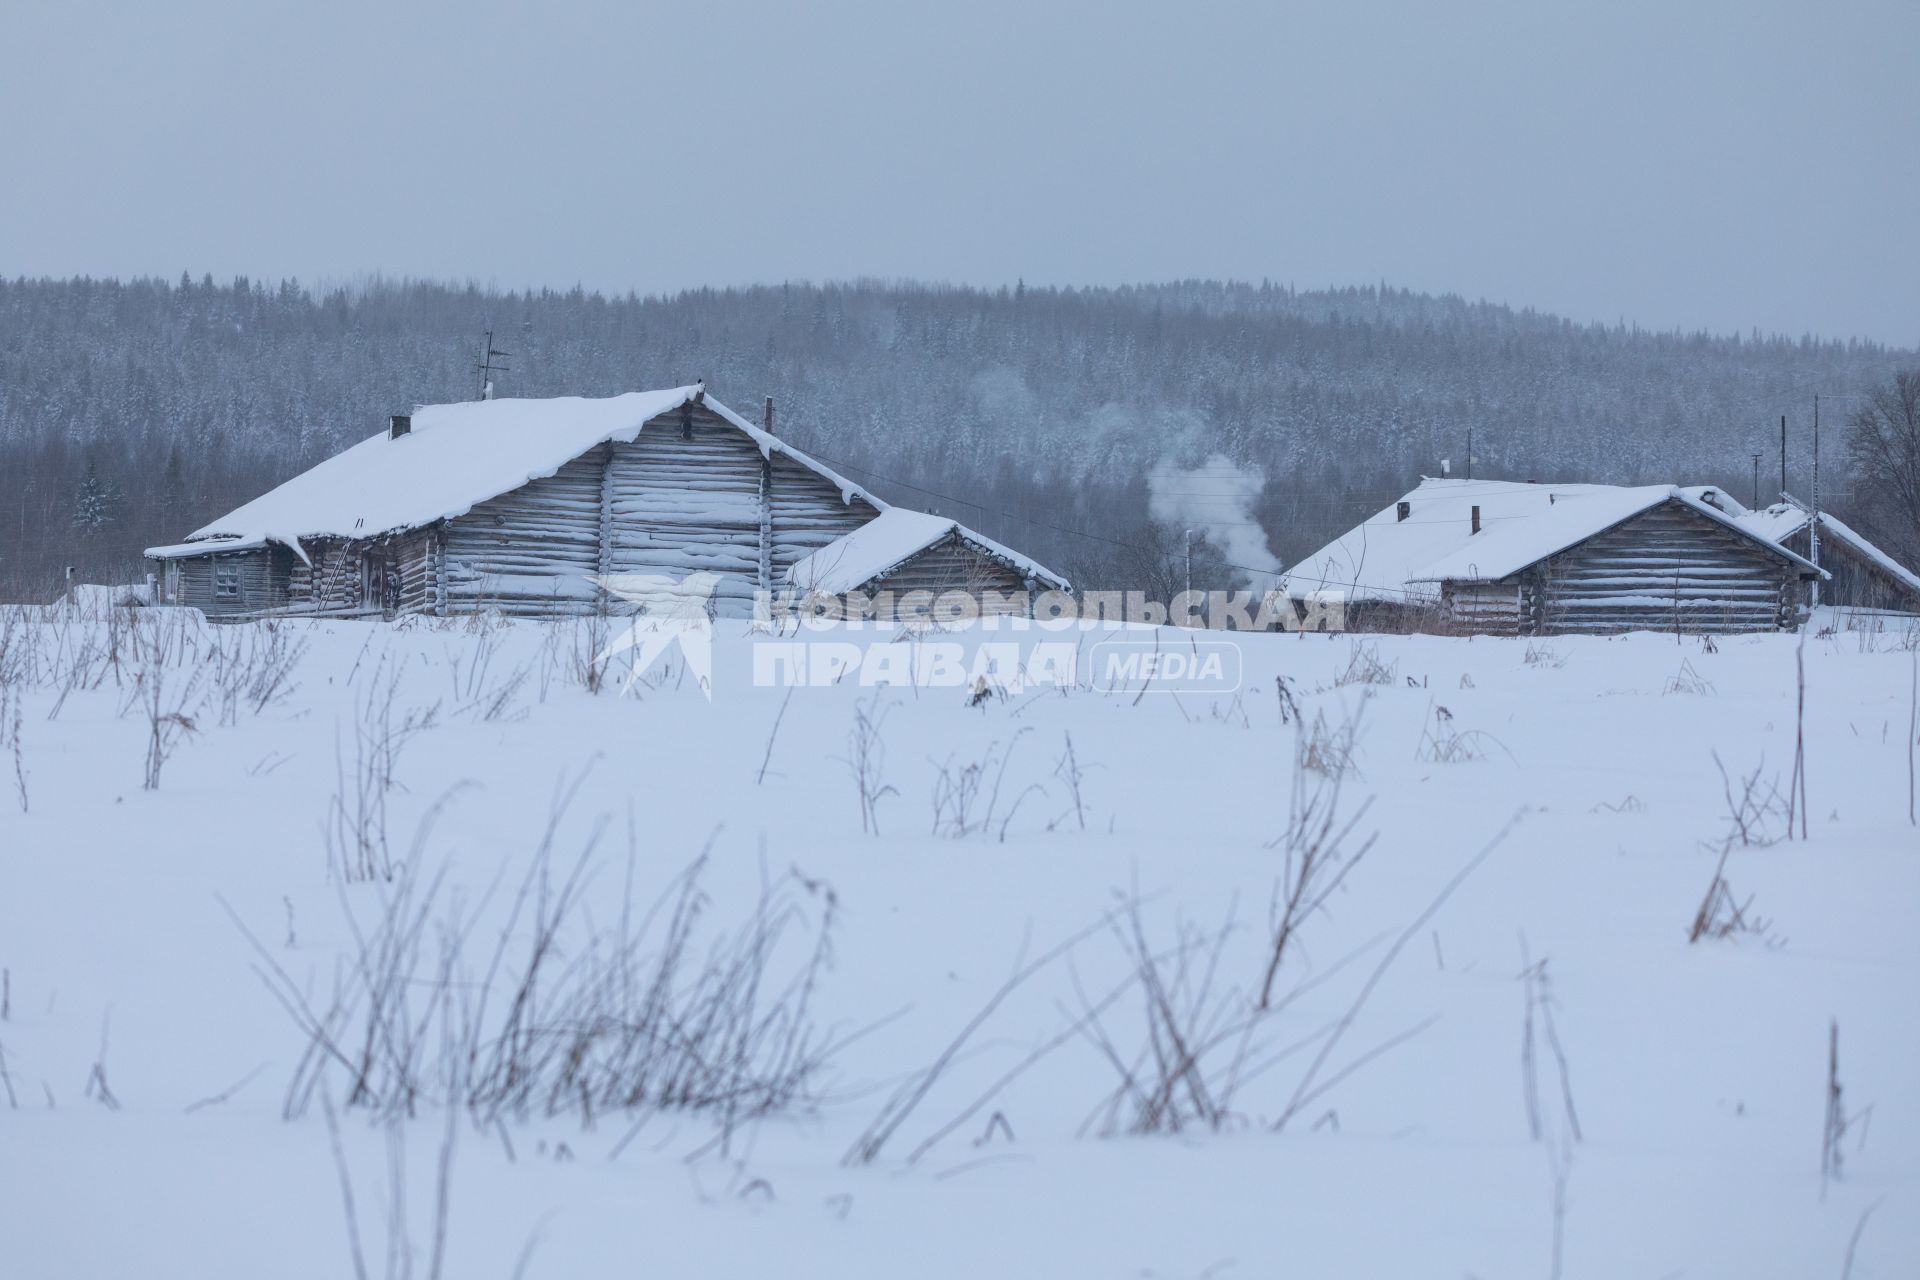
[476,328,513,401]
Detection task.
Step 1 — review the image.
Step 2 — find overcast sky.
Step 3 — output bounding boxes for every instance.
[4,0,1914,345]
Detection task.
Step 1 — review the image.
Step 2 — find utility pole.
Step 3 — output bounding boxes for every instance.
[1779,415,1787,499]
[1809,395,1821,609]
[1750,453,1762,509]
[1466,427,1473,481]
[1184,528,1193,623]
[476,329,513,400]
[757,397,775,599]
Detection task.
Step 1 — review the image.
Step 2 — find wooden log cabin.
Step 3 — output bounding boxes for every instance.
[1732,497,1920,614]
[145,385,1066,620]
[785,507,1069,618]
[1276,478,1826,636]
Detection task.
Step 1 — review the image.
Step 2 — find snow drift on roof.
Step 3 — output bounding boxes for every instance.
[1733,503,1808,544]
[1280,478,1817,603]
[787,507,1069,595]
[145,534,273,560]
[182,387,882,556]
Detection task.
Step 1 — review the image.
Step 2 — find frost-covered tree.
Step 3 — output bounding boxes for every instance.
[0,274,1911,599]
[1845,369,1920,569]
[71,457,122,532]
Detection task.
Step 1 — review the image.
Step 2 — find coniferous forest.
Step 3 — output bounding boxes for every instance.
[1,273,1911,600]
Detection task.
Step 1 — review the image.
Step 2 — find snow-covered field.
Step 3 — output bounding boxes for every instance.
[1,607,1916,1278]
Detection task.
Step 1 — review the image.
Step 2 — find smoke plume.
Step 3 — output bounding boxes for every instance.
[1146,455,1282,586]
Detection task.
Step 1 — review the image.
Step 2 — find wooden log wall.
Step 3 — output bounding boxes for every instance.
[862,534,1033,615]
[211,403,899,621]
[392,528,442,617]
[1781,527,1920,612]
[160,547,292,617]
[604,408,765,613]
[443,451,606,617]
[289,537,366,613]
[768,451,878,576]
[1440,583,1525,636]
[1532,499,1797,634]
[429,404,879,619]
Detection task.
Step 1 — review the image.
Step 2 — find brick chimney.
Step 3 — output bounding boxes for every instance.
[389,414,411,439]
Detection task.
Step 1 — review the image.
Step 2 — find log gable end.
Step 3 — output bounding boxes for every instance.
[767,451,877,575]
[1533,499,1800,634]
[604,406,770,611]
[287,403,880,619]
[861,531,1037,616]
[1778,527,1920,612]
[1441,499,1806,637]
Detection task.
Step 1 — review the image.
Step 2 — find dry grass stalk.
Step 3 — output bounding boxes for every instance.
[1335,641,1396,688]
[236,793,843,1141]
[1414,701,1498,764]
[1261,702,1376,1010]
[928,727,1044,841]
[1688,753,1786,944]
[842,692,896,835]
[1517,936,1582,1145]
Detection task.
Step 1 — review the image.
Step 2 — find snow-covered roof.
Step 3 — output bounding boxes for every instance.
[145,534,274,560]
[1732,502,1806,545]
[1733,499,1920,598]
[787,507,1070,595]
[1279,478,1820,603]
[154,386,881,561]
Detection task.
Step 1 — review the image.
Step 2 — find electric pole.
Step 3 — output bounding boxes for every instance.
[476,329,513,400]
[1750,453,1762,509]
[1810,395,1821,610]
[1184,528,1193,623]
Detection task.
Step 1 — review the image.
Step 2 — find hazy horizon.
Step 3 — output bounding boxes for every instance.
[4,1,1915,346]
[21,269,1920,353]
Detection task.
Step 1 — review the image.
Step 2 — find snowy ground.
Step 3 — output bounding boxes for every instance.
[1,607,1916,1278]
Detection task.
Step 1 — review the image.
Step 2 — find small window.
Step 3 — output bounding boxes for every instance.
[214,560,241,599]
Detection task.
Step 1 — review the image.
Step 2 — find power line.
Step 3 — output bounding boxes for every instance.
[1715,362,1910,409]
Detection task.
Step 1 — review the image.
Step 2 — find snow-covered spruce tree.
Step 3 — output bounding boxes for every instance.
[71,457,122,533]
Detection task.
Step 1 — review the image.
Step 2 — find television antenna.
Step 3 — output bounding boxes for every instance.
[476,329,513,400]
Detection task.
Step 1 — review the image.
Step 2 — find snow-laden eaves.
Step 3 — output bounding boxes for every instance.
[787,507,1070,595]
[145,534,273,559]
[145,532,312,567]
[183,386,884,557]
